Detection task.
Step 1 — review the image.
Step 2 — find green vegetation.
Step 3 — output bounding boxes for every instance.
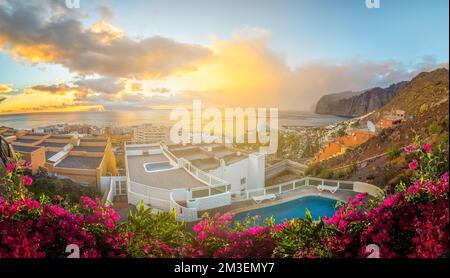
[387,144,401,160]
[304,162,324,177]
[378,68,448,116]
[334,127,347,138]
[30,176,99,204]
[118,201,188,257]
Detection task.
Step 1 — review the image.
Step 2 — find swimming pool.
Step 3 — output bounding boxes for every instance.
[233,196,339,225]
[144,161,174,172]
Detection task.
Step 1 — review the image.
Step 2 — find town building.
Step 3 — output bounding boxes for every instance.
[131,124,169,144]
[377,116,403,129]
[6,130,117,190]
[315,129,373,161]
[376,110,408,129]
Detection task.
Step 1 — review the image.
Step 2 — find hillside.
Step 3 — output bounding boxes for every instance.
[315,81,407,117]
[372,68,449,119]
[308,68,449,186]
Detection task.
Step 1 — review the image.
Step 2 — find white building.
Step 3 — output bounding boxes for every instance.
[119,142,265,221]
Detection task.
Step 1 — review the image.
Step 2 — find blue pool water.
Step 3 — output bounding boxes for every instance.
[234,196,339,225]
[144,162,173,172]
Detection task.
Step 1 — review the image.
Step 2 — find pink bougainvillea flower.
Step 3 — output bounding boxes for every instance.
[6,163,15,172]
[404,144,419,153]
[409,159,419,171]
[422,143,432,154]
[22,175,33,186]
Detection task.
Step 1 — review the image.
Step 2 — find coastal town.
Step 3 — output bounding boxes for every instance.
[0,0,448,269]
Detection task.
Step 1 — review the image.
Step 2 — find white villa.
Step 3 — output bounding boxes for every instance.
[103,142,266,221]
[101,142,383,222]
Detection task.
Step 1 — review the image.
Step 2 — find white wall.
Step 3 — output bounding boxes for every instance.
[353,182,384,197]
[187,192,231,210]
[209,158,249,193]
[247,153,265,191]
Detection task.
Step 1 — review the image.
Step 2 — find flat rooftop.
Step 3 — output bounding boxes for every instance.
[168,143,247,167]
[80,138,107,142]
[37,142,69,148]
[191,157,220,171]
[56,156,103,169]
[48,135,73,140]
[14,139,39,144]
[126,145,161,151]
[12,145,42,153]
[127,154,206,189]
[171,147,213,161]
[72,145,106,152]
[1,131,16,136]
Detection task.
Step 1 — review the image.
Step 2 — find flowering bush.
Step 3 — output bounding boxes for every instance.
[271,211,334,258]
[118,200,188,258]
[2,155,33,200]
[0,158,127,258]
[322,173,448,258]
[321,141,449,258]
[184,213,275,258]
[0,195,128,258]
[0,141,448,258]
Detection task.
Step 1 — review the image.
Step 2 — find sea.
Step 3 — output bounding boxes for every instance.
[0,110,349,130]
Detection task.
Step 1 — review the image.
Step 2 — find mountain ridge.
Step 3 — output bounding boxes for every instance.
[315,81,407,117]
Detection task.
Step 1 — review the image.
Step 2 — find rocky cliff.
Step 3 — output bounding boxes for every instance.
[315,81,407,117]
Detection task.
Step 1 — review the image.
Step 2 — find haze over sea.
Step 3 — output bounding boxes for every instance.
[0,110,349,130]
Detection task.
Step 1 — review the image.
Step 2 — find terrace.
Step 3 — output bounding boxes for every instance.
[170,146,213,161]
[72,145,106,152]
[80,138,107,143]
[37,142,69,148]
[13,139,39,144]
[47,135,73,140]
[11,145,42,153]
[126,154,206,189]
[56,156,103,170]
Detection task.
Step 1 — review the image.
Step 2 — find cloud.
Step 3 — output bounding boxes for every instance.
[171,29,448,110]
[97,5,114,21]
[0,0,211,79]
[151,87,171,94]
[0,84,13,94]
[0,83,102,114]
[74,77,123,95]
[29,84,76,95]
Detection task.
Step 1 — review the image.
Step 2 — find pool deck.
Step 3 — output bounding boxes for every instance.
[201,186,363,217]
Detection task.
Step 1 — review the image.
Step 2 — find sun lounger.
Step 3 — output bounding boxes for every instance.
[317,184,339,193]
[252,194,276,204]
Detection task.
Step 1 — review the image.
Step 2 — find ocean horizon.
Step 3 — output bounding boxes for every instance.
[0,110,350,130]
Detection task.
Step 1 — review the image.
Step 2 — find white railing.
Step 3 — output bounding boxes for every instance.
[187,191,232,211]
[169,189,199,222]
[160,142,230,189]
[238,177,383,201]
[128,181,171,211]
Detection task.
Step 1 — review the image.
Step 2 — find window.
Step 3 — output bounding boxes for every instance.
[240,177,246,185]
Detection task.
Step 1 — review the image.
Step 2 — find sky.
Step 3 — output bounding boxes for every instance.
[0,0,448,114]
